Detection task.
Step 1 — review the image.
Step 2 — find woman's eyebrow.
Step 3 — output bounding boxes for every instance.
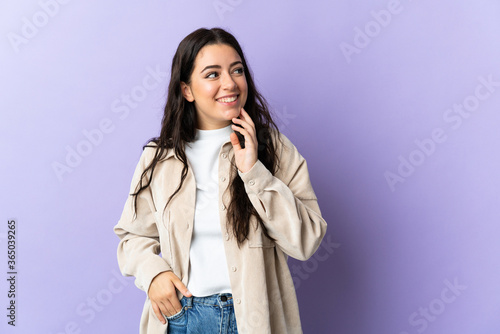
[200,61,243,73]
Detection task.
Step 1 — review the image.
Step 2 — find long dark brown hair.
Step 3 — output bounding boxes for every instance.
[131,27,282,246]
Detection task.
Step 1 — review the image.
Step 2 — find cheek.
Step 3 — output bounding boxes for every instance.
[194,82,218,100]
[238,79,248,97]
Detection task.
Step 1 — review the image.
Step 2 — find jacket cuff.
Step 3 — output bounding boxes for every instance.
[237,160,274,195]
[136,256,172,294]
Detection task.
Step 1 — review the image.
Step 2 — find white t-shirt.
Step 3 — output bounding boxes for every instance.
[184,124,233,297]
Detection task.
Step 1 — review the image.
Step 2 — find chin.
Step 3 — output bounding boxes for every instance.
[224,108,241,119]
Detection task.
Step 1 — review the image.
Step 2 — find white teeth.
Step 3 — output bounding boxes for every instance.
[217,96,237,103]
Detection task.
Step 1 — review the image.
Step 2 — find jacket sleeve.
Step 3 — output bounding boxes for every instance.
[113,146,172,294]
[237,132,327,261]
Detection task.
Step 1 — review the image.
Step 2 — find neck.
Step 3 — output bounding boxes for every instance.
[196,118,232,130]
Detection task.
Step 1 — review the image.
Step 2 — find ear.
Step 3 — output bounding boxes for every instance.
[180,82,194,102]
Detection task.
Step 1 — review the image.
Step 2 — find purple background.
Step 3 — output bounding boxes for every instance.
[1,0,500,333]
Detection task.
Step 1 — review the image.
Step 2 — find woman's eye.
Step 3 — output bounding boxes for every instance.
[233,67,244,74]
[206,72,218,79]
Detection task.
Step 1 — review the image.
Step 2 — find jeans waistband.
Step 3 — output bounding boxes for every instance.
[182,293,234,308]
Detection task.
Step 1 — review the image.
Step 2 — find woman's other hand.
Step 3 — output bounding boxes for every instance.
[230,108,258,173]
[148,271,192,324]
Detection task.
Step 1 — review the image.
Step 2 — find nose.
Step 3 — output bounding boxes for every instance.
[221,72,237,91]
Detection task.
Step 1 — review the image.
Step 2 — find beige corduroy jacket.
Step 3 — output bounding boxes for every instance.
[113,131,327,334]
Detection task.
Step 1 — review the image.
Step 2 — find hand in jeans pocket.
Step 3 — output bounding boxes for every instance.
[148,271,192,324]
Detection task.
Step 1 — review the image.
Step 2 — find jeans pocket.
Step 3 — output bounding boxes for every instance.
[166,307,186,322]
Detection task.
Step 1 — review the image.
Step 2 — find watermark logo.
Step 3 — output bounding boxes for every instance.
[51,65,168,182]
[273,106,296,129]
[7,0,73,54]
[385,74,500,192]
[339,0,403,64]
[291,234,340,290]
[49,269,130,334]
[213,0,243,21]
[399,277,467,334]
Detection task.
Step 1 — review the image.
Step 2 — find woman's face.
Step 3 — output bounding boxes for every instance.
[181,43,248,130]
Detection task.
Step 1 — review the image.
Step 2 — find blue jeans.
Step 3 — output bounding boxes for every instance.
[166,293,238,334]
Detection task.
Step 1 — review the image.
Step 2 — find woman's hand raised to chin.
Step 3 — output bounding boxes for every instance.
[230,108,258,173]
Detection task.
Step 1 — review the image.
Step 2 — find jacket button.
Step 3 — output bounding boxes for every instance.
[221,176,226,182]
[231,266,237,272]
[221,204,226,210]
[225,233,229,241]
[222,153,227,159]
[235,298,241,304]
[249,180,255,186]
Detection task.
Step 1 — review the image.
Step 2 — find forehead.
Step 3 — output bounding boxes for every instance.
[194,44,242,67]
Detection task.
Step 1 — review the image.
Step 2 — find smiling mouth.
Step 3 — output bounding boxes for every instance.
[216,95,238,103]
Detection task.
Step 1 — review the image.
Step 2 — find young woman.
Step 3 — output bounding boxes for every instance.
[114,27,327,334]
